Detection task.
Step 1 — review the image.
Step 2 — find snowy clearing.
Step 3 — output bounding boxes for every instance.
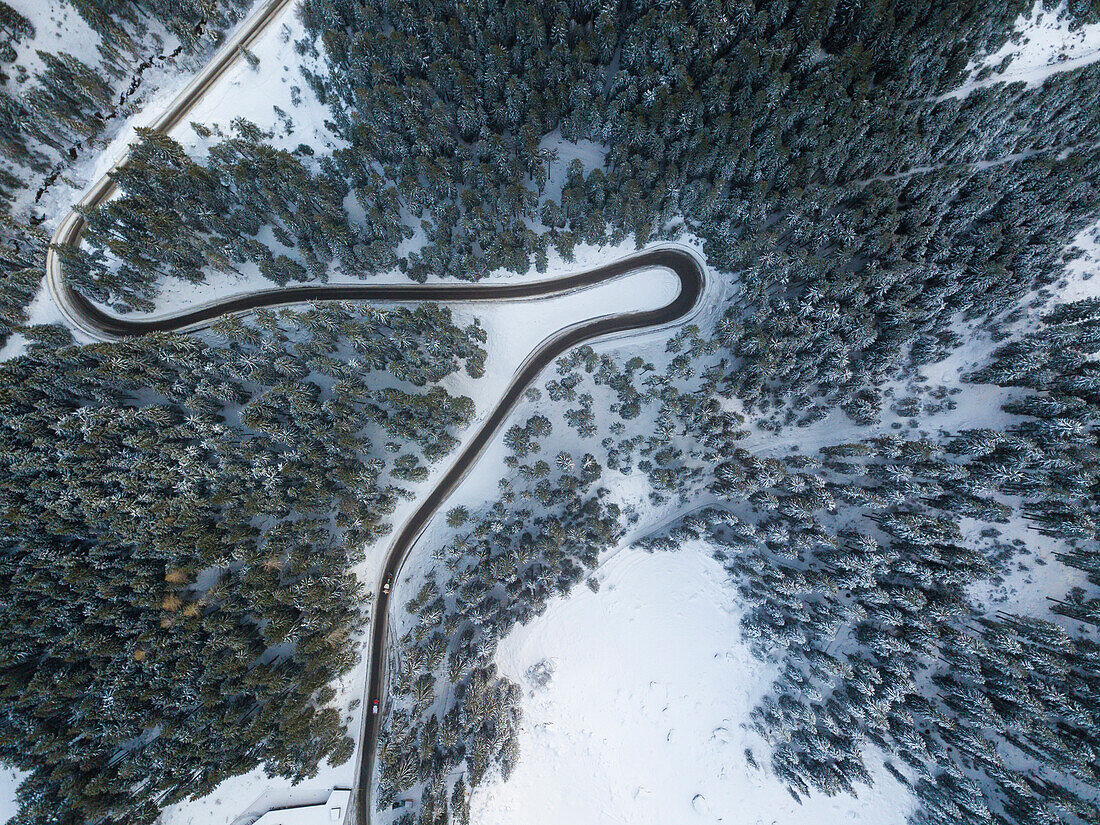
[470,542,915,825]
[942,1,1100,99]
[0,767,26,825]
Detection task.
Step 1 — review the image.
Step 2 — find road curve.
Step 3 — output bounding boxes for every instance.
[354,246,702,820]
[39,1,707,821]
[44,0,297,338]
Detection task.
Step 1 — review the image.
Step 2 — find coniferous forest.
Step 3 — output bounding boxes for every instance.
[1,1,1100,825]
[1,304,484,823]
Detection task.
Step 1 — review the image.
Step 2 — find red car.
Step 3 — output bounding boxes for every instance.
[382,573,393,596]
[371,698,380,715]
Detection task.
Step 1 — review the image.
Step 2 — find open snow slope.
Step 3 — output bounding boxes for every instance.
[942,0,1100,99]
[0,767,26,825]
[471,542,915,825]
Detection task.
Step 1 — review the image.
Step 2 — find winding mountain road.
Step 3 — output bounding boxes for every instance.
[41,2,707,821]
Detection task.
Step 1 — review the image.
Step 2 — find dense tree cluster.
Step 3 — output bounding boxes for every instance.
[293,0,1100,420]
[0,2,43,182]
[0,303,484,825]
[0,215,45,344]
[62,124,374,312]
[376,438,624,818]
[543,337,740,507]
[640,297,1100,825]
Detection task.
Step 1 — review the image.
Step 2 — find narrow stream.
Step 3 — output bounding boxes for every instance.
[32,17,213,212]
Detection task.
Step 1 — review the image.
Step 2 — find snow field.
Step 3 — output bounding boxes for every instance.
[470,542,915,825]
[0,767,26,825]
[942,0,1100,99]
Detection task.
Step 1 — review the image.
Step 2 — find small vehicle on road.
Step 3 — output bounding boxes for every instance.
[371,698,380,715]
[382,573,393,596]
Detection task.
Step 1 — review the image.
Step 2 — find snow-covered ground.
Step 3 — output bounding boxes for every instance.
[0,767,26,825]
[471,542,915,825]
[538,131,607,206]
[453,264,681,413]
[5,0,103,81]
[942,1,1100,99]
[170,13,334,159]
[1057,216,1100,303]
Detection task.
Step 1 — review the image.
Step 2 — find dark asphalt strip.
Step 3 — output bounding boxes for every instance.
[56,248,700,337]
[352,248,703,820]
[58,245,704,822]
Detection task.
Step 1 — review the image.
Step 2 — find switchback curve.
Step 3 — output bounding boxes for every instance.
[38,3,707,821]
[352,247,703,821]
[51,239,705,822]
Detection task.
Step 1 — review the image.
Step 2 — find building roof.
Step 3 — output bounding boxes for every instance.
[251,789,351,825]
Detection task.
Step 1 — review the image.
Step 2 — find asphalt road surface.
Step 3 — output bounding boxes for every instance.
[53,240,705,822]
[353,247,703,819]
[39,1,708,820]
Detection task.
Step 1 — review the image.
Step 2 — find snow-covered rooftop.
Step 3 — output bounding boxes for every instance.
[250,789,350,825]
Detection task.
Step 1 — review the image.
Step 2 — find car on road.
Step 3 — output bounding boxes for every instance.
[382,573,393,596]
[371,698,380,715]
